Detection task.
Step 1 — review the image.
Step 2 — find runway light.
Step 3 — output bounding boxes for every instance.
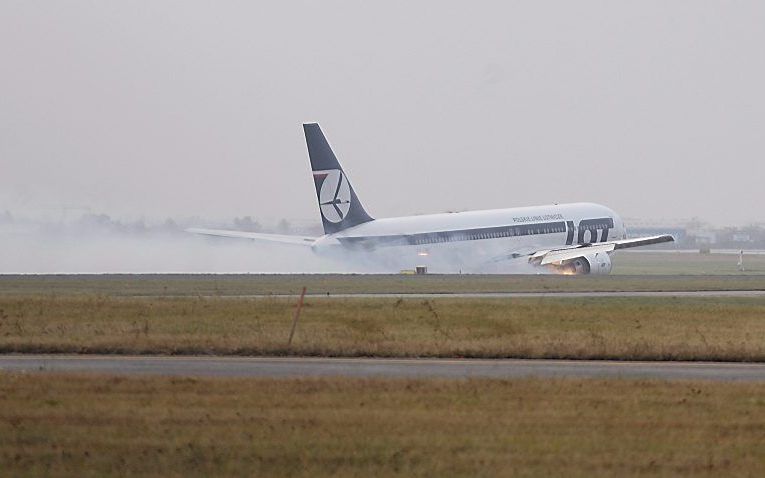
[417,251,429,256]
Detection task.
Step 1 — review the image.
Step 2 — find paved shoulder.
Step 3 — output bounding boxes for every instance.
[2,355,765,381]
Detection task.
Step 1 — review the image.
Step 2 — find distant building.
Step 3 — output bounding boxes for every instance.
[693,231,717,245]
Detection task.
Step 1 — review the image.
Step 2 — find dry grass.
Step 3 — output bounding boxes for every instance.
[2,373,765,477]
[2,295,765,361]
[1,273,764,297]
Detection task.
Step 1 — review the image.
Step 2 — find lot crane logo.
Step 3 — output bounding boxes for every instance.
[313,169,351,223]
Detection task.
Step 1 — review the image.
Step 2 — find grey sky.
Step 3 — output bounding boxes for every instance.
[2,1,764,226]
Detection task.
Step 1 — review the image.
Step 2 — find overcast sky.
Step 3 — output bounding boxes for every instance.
[2,1,763,227]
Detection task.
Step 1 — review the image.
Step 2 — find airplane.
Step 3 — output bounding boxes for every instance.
[188,123,674,274]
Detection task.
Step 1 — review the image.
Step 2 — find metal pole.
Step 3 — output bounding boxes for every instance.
[287,287,307,346]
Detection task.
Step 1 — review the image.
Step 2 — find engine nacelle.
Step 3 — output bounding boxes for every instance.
[550,252,612,275]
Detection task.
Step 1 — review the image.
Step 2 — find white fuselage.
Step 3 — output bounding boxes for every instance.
[312,202,626,273]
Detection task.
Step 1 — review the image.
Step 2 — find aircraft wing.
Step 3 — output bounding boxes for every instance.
[186,228,318,246]
[529,234,674,265]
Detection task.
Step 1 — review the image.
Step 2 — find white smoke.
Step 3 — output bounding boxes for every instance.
[0,219,353,274]
[0,215,545,274]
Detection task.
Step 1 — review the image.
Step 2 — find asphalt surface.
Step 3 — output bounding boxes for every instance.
[254,290,765,299]
[3,355,765,381]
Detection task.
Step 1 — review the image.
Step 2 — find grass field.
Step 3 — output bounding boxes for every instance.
[2,295,765,361]
[1,272,764,297]
[613,251,765,275]
[2,373,765,477]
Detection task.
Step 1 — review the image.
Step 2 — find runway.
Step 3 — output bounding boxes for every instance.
[3,355,765,381]
[258,290,765,299]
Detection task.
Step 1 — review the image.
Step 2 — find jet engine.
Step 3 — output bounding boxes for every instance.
[550,252,612,275]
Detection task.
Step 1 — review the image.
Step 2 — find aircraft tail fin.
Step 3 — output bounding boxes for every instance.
[303,123,373,234]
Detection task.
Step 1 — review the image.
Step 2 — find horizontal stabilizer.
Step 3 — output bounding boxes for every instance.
[186,228,317,246]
